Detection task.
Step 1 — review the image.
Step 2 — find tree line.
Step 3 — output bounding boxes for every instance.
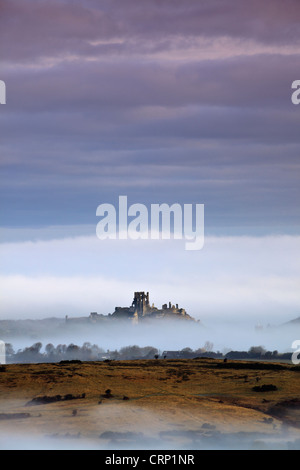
[3,342,292,363]
[4,342,159,363]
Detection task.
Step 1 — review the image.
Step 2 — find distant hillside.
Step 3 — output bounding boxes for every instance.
[0,318,65,338]
[282,317,300,326]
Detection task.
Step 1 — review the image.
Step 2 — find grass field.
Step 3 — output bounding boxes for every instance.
[0,358,299,449]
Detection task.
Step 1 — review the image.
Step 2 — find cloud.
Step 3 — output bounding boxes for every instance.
[2,54,300,113]
[1,0,300,64]
[0,0,299,233]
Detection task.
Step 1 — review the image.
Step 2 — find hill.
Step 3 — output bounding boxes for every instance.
[0,358,299,449]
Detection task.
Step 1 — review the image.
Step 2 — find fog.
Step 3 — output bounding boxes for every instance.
[0,234,299,359]
[0,234,299,327]
[0,404,299,450]
[1,318,299,359]
[2,430,299,451]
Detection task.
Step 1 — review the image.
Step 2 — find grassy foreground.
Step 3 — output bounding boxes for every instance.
[0,358,299,449]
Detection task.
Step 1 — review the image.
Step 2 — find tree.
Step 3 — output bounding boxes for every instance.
[4,343,14,357]
[119,345,141,359]
[45,343,55,355]
[248,346,267,357]
[66,344,80,358]
[56,344,67,356]
[31,342,42,353]
[181,347,193,353]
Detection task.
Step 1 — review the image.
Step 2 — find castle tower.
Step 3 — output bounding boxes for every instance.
[132,291,149,316]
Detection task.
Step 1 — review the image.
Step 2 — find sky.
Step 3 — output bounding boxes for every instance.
[0,0,299,333]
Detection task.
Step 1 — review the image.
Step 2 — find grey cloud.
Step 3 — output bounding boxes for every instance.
[2,54,299,116]
[1,0,299,234]
[1,104,299,153]
[1,0,300,63]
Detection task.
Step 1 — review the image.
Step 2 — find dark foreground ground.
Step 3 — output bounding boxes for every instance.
[0,358,299,449]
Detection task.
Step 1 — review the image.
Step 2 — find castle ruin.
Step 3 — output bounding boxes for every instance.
[99,291,190,322]
[66,291,193,324]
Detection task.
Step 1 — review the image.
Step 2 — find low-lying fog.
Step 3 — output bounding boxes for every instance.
[1,234,299,358]
[1,318,299,358]
[0,405,299,450]
[0,430,299,450]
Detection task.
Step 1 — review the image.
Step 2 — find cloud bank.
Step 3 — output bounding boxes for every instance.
[0,0,299,231]
[0,233,299,325]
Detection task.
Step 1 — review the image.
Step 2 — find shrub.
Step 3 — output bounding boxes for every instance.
[252,384,278,392]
